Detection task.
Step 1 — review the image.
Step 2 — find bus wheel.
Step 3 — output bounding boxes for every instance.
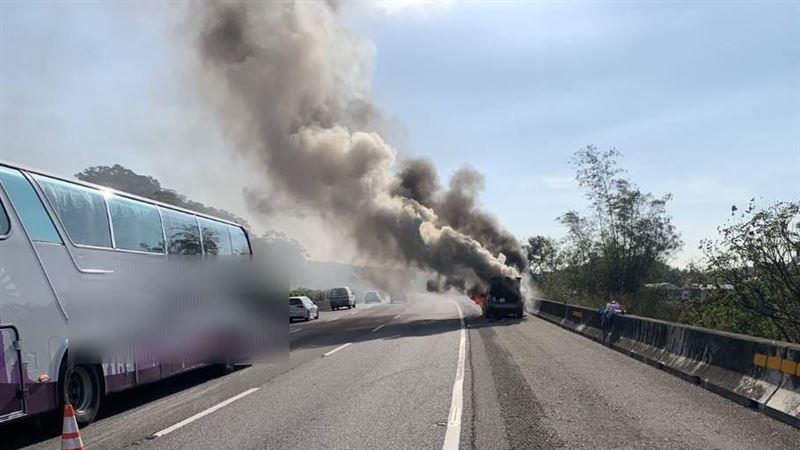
[62,364,102,425]
[215,362,236,376]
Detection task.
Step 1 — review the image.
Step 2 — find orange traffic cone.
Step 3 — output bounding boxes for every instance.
[61,404,85,450]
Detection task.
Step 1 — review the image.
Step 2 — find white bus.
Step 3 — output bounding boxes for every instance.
[0,161,252,425]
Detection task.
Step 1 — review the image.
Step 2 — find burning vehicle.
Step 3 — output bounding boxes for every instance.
[481,276,523,318]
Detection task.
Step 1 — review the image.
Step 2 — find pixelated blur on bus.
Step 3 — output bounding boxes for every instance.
[0,162,284,425]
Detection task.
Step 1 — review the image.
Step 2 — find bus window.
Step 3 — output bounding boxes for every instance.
[0,167,62,244]
[228,225,251,255]
[108,195,164,253]
[35,175,112,248]
[198,217,232,256]
[0,199,9,236]
[161,208,201,255]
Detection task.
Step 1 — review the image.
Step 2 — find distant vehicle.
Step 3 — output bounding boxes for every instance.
[364,291,382,304]
[389,290,408,304]
[290,296,319,321]
[485,277,523,318]
[329,286,356,310]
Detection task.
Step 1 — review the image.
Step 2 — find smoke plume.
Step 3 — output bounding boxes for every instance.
[192,1,524,293]
[394,161,527,272]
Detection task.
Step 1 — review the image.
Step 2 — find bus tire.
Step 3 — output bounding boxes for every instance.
[60,363,102,425]
[216,363,235,375]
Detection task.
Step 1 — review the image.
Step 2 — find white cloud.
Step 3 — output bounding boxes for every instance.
[673,177,751,205]
[367,0,453,18]
[518,175,577,192]
[540,175,578,191]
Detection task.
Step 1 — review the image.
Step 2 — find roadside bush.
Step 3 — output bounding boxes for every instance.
[290,287,327,305]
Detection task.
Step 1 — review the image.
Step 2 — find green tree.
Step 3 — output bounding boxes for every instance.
[290,287,326,304]
[559,146,682,298]
[644,261,687,286]
[522,235,562,281]
[689,200,800,342]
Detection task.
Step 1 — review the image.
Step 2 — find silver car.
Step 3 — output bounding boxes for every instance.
[289,296,319,322]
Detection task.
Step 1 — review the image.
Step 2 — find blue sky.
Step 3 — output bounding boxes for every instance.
[1,1,798,265]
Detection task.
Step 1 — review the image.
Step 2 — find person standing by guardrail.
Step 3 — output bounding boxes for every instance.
[600,301,625,340]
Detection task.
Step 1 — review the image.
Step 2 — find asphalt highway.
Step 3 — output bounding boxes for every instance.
[3,293,798,449]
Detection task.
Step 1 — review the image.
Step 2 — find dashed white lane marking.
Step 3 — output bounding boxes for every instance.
[393,307,410,320]
[323,342,351,357]
[442,300,466,450]
[289,328,302,334]
[350,310,359,315]
[370,324,385,333]
[153,388,259,437]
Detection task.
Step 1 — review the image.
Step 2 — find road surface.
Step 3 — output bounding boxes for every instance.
[2,293,798,449]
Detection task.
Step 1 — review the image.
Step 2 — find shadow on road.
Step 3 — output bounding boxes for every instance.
[0,365,236,449]
[289,306,530,351]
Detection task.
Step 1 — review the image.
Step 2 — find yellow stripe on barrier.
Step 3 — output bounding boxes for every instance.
[753,353,800,377]
[767,356,782,370]
[780,359,796,375]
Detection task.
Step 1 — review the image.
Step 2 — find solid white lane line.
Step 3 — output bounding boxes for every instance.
[152,388,259,437]
[323,342,351,357]
[442,300,466,450]
[370,324,385,333]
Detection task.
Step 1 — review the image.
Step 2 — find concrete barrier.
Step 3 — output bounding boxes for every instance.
[532,299,567,326]
[613,315,671,368]
[765,344,800,428]
[529,299,800,429]
[563,303,605,342]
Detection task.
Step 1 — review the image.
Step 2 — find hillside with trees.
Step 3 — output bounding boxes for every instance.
[525,147,799,343]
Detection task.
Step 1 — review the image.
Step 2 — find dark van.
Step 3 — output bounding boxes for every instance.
[485,277,523,318]
[329,286,356,310]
